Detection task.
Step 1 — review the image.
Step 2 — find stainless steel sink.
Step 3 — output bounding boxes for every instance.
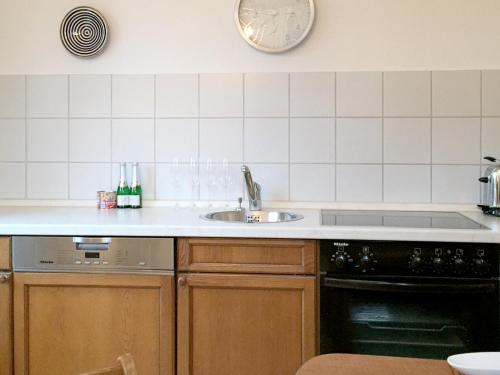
[202,210,303,223]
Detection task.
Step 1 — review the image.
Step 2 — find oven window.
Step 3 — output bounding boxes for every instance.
[320,280,499,359]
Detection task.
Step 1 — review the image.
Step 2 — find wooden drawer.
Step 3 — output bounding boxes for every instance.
[0,237,10,270]
[177,238,317,275]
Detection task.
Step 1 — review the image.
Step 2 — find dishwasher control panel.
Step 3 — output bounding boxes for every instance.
[12,236,174,272]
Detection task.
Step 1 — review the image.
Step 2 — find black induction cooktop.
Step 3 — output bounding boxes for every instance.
[321,210,488,230]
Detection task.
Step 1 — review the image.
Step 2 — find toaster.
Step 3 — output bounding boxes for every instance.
[478,156,500,216]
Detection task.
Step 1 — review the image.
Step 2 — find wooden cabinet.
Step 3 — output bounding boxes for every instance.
[177,238,318,375]
[0,237,12,375]
[0,236,11,269]
[178,237,316,274]
[14,273,175,375]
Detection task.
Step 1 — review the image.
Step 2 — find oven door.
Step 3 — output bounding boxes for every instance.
[320,276,500,359]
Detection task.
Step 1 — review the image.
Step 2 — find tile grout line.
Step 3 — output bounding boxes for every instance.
[479,70,483,203]
[198,74,201,200]
[24,75,28,199]
[153,74,157,200]
[67,74,70,199]
[288,73,291,202]
[430,72,433,203]
[333,72,337,202]
[381,72,385,203]
[110,75,114,190]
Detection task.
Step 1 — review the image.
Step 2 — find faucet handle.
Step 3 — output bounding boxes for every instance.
[236,197,243,211]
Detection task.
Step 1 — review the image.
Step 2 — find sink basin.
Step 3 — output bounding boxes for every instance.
[202,210,303,223]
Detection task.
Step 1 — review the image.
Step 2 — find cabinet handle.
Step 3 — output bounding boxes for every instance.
[0,272,11,283]
[178,277,187,287]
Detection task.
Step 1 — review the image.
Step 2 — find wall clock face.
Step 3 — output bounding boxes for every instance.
[235,0,315,53]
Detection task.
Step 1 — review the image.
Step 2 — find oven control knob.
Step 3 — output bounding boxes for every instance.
[453,258,467,274]
[359,255,372,271]
[432,257,444,273]
[334,255,347,269]
[473,258,490,275]
[409,256,423,271]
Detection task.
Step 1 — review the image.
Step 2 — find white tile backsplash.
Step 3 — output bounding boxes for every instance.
[27,75,68,118]
[432,71,481,116]
[337,72,382,117]
[200,119,243,162]
[482,117,500,161]
[244,118,288,163]
[112,119,155,162]
[69,119,111,162]
[290,118,335,163]
[384,72,431,117]
[244,73,288,117]
[245,164,289,201]
[69,163,111,199]
[0,163,25,199]
[112,75,155,118]
[482,70,500,116]
[69,75,111,118]
[290,73,335,117]
[336,164,383,202]
[337,118,382,163]
[156,163,193,200]
[0,75,25,118]
[156,119,198,162]
[27,119,68,162]
[200,73,243,117]
[432,118,480,164]
[27,163,68,199]
[0,119,25,162]
[384,118,431,164]
[156,74,199,118]
[290,164,335,202]
[384,165,431,203]
[0,70,491,204]
[432,165,480,204]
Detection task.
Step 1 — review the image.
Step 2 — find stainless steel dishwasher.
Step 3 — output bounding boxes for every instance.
[12,236,175,375]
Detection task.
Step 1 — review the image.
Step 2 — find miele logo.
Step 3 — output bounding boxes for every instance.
[333,242,349,247]
[39,260,54,264]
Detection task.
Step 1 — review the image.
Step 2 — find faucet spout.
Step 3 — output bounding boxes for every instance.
[241,165,262,211]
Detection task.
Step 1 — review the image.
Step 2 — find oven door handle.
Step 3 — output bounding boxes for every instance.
[322,277,497,294]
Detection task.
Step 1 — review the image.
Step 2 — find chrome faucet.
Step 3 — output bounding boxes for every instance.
[241,165,262,211]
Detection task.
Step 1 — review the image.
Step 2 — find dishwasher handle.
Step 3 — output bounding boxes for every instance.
[73,237,112,251]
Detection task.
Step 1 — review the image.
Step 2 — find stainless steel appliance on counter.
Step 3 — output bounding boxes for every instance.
[479,156,500,216]
[319,239,500,359]
[12,236,175,374]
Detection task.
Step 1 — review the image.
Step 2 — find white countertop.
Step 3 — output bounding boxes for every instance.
[1,205,500,243]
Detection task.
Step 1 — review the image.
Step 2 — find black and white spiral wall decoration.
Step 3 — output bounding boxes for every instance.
[60,6,109,57]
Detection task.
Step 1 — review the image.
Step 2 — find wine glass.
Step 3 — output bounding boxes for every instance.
[172,158,180,208]
[206,158,216,207]
[222,158,232,206]
[190,157,200,208]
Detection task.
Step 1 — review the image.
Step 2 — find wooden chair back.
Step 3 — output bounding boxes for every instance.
[79,353,138,375]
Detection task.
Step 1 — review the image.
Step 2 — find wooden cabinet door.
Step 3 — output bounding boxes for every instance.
[14,273,175,375]
[0,271,13,375]
[177,273,316,375]
[178,238,316,275]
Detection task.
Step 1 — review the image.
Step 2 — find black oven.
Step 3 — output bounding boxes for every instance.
[320,240,500,359]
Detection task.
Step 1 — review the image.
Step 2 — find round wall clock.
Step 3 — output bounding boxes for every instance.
[60,6,109,57]
[234,0,315,53]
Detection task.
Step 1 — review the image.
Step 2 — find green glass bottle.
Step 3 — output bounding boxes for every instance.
[116,162,130,209]
[129,162,142,209]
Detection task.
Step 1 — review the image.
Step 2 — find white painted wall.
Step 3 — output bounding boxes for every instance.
[1,0,500,74]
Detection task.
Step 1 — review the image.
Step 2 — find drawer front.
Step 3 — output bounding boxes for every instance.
[0,237,11,270]
[178,238,317,275]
